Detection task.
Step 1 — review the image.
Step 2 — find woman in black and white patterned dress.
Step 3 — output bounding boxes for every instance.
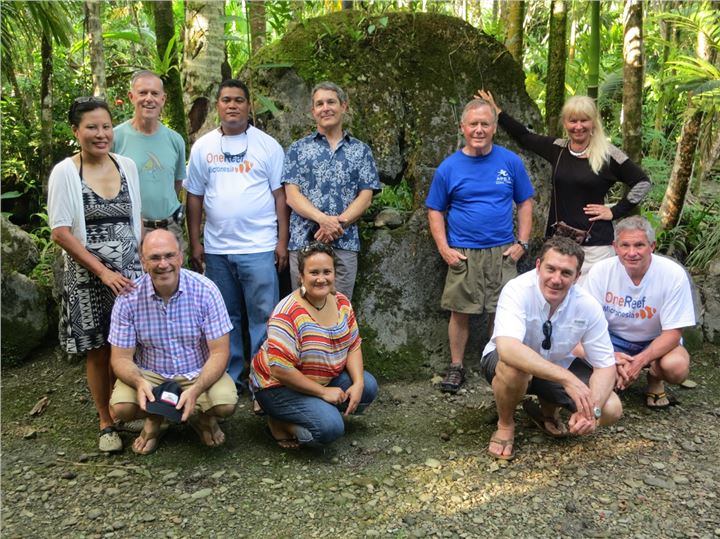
[47,97,143,452]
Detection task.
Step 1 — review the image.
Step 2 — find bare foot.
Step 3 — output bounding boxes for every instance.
[267,417,299,449]
[487,426,515,460]
[189,413,226,447]
[132,416,164,455]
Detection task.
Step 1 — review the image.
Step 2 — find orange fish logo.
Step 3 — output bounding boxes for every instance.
[635,306,656,319]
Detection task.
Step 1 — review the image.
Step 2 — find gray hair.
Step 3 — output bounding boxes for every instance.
[614,215,656,242]
[311,81,348,106]
[461,98,497,125]
[131,70,164,91]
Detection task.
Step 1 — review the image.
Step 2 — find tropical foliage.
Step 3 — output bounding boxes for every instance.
[1,0,719,270]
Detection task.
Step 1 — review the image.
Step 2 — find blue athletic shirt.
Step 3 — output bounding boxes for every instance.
[425,145,534,249]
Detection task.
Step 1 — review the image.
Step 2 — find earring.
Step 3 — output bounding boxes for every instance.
[300,285,307,298]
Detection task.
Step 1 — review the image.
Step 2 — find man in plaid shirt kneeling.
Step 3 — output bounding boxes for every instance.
[109,229,237,455]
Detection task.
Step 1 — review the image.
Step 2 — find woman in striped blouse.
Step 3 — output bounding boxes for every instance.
[250,242,378,448]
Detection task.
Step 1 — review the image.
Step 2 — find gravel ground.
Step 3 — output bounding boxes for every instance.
[2,345,719,539]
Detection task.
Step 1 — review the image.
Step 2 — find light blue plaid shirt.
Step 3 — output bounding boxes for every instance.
[283,131,380,252]
[109,269,232,379]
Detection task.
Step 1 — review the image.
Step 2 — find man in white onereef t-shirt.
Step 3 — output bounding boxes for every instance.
[185,79,289,393]
[583,216,695,409]
[479,236,621,461]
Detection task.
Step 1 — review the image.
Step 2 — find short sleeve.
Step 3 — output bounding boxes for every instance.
[266,140,285,191]
[201,282,233,341]
[425,165,450,211]
[184,143,207,196]
[47,162,75,230]
[108,295,137,349]
[281,142,302,186]
[266,314,302,370]
[357,143,381,193]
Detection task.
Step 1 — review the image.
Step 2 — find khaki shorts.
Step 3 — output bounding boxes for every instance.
[110,370,238,412]
[440,244,517,314]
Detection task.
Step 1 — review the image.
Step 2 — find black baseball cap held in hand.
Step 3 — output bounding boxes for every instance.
[146,381,183,423]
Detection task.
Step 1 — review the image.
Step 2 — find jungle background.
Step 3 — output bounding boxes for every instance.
[2,2,720,538]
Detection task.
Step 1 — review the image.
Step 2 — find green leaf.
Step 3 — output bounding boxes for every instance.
[367,24,376,35]
[256,94,280,116]
[1,191,23,199]
[255,62,294,69]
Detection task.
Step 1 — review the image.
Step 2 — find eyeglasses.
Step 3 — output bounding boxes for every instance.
[220,135,247,163]
[145,252,178,263]
[542,320,552,350]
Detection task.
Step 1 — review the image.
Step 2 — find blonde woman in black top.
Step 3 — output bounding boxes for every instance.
[477,90,651,281]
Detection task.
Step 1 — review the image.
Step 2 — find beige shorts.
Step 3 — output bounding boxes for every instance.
[441,244,517,314]
[110,370,238,412]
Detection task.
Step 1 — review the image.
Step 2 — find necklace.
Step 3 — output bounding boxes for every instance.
[568,143,589,157]
[309,296,328,311]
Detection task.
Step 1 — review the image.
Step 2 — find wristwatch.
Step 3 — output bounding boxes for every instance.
[593,406,602,419]
[517,240,529,252]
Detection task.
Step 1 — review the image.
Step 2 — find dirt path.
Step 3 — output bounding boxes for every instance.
[2,346,719,538]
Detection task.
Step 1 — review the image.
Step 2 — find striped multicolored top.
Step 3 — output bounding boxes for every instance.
[249,292,362,390]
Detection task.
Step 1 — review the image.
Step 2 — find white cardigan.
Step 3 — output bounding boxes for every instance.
[47,154,142,245]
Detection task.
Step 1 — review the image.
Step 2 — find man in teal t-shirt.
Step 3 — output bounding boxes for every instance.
[114,70,186,247]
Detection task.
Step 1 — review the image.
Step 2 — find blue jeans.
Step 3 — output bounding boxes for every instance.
[205,251,279,385]
[254,370,378,445]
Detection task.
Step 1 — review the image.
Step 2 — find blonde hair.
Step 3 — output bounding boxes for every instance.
[561,96,610,174]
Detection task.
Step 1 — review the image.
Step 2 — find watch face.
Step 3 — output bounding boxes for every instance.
[593,406,602,419]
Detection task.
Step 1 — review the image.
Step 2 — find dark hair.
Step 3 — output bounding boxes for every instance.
[216,79,250,101]
[538,236,585,273]
[297,242,337,275]
[68,96,111,128]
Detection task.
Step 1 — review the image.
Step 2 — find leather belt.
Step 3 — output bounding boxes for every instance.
[143,206,183,229]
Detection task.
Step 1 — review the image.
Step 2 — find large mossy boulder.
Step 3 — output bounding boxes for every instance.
[1,216,49,364]
[242,12,551,377]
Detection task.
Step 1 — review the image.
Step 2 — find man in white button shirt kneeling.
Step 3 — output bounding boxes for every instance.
[480,236,622,461]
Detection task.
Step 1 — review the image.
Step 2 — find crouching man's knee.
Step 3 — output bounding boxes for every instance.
[111,402,142,422]
[599,392,623,427]
[207,403,236,419]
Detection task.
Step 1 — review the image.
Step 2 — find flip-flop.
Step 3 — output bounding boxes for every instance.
[131,422,168,455]
[523,399,568,438]
[264,425,299,449]
[487,436,516,461]
[645,391,671,410]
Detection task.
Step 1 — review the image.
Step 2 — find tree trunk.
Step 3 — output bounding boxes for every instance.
[650,13,674,159]
[249,0,267,54]
[40,30,53,196]
[588,0,600,99]
[84,0,106,98]
[659,102,703,229]
[546,0,567,137]
[622,0,644,164]
[692,117,720,195]
[152,0,188,147]
[491,0,499,25]
[182,1,226,142]
[504,0,524,63]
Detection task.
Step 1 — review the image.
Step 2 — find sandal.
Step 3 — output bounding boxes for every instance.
[98,426,123,453]
[523,399,568,438]
[487,434,516,461]
[440,365,466,394]
[645,391,671,410]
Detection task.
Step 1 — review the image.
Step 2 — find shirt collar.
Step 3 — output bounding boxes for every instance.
[312,130,351,143]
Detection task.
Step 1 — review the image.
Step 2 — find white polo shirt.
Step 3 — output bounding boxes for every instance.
[483,269,615,369]
[583,254,696,342]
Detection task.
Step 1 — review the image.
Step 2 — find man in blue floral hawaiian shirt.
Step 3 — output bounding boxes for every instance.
[283,81,381,299]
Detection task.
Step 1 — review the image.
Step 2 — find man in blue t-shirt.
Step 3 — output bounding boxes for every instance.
[426,98,534,393]
[114,70,186,248]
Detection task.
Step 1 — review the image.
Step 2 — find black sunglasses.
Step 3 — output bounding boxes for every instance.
[73,96,108,106]
[542,320,552,350]
[220,135,247,163]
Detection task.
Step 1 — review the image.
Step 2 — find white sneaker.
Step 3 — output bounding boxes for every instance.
[98,427,123,452]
